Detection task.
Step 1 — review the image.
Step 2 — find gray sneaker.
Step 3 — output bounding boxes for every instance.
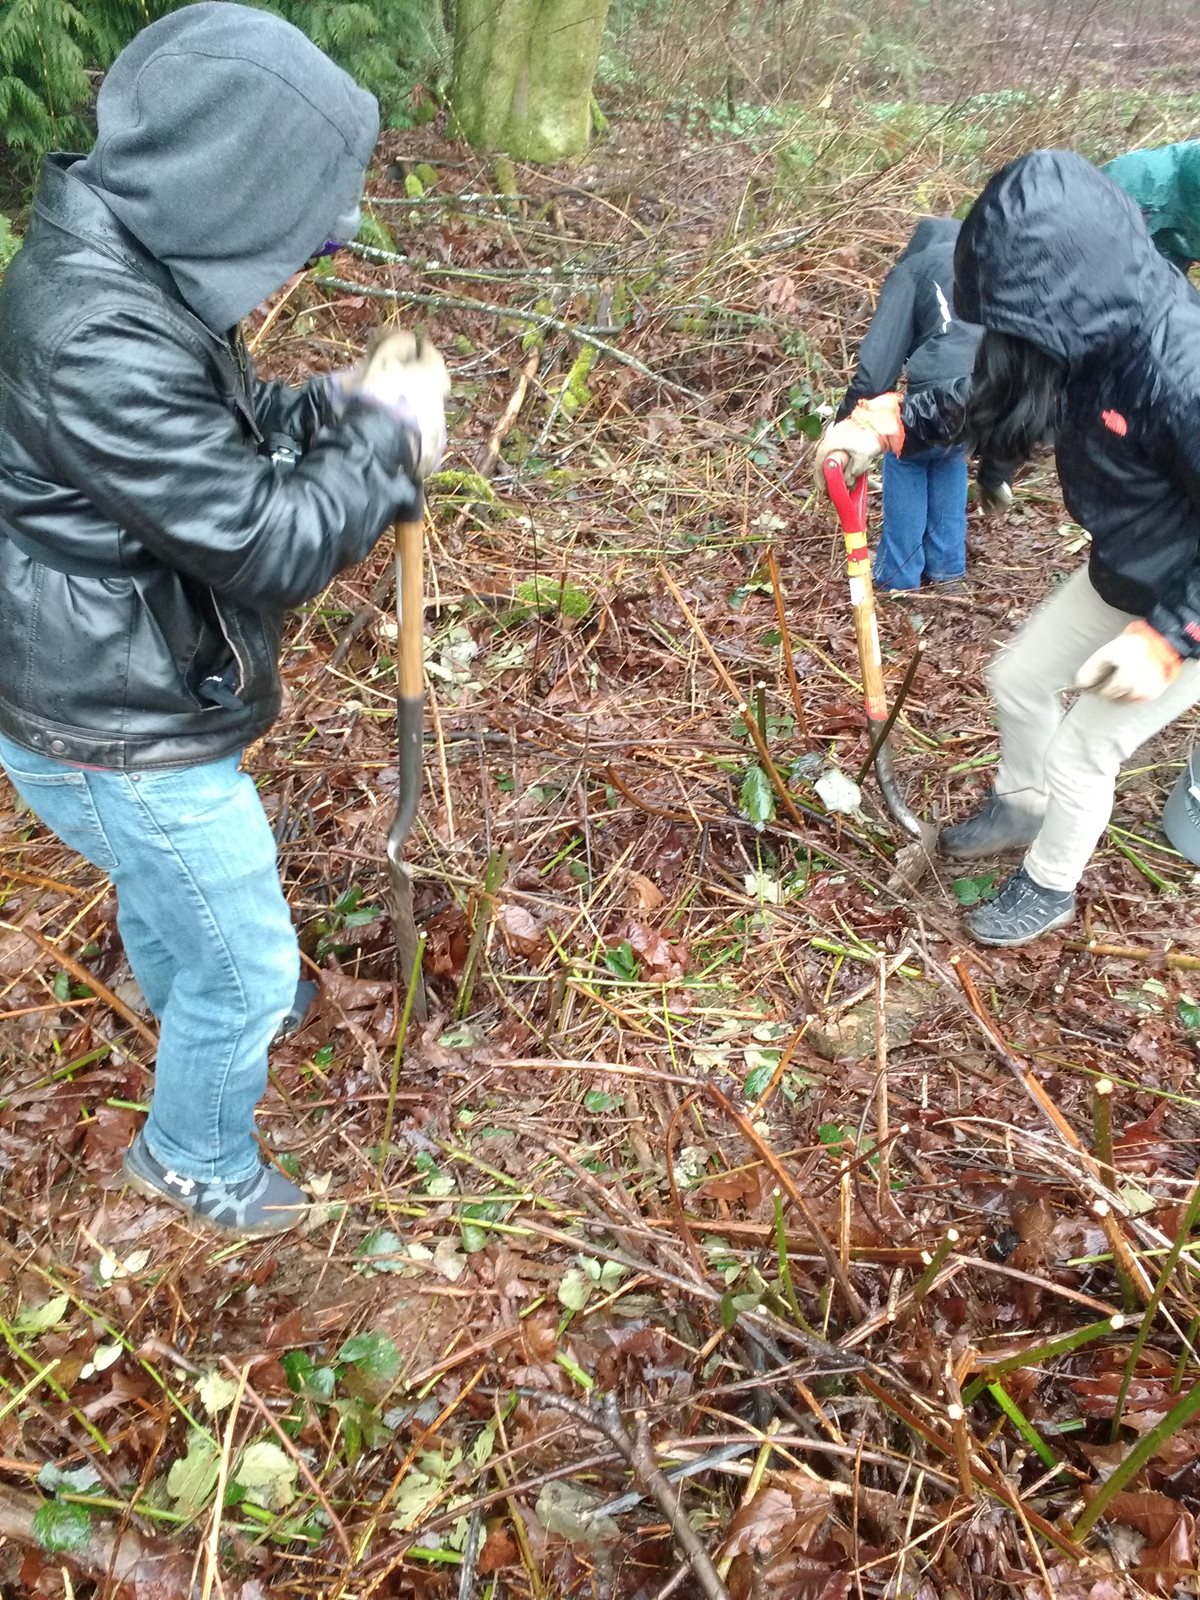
[966,869,1075,947]
[940,795,1043,860]
[274,978,319,1041]
[121,1132,308,1236]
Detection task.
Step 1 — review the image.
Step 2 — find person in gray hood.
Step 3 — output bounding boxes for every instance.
[0,3,448,1234]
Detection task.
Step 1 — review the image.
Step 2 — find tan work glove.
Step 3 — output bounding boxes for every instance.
[814,393,906,487]
[357,330,450,480]
[1075,621,1182,703]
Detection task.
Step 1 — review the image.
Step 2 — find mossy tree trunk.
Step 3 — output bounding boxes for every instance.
[450,0,611,162]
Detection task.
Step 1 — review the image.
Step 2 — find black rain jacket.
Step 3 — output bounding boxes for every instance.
[908,150,1200,657]
[837,218,983,425]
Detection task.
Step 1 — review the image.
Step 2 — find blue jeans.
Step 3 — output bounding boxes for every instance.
[0,737,299,1181]
[875,445,968,590]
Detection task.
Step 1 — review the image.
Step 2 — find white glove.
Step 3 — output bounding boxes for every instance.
[1075,622,1181,704]
[357,330,450,481]
[814,393,906,487]
[814,417,885,487]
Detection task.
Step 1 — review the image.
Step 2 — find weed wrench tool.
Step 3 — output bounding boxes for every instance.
[386,497,428,1022]
[822,457,931,847]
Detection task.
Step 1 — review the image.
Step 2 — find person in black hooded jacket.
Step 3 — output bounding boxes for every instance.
[816,150,1200,946]
[834,217,1010,591]
[0,3,448,1231]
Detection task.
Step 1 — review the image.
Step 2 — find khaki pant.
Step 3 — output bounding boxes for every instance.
[988,565,1200,892]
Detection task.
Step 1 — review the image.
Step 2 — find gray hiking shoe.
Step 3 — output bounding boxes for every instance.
[274,978,319,1041]
[966,869,1075,947]
[940,795,1042,860]
[121,1132,308,1236]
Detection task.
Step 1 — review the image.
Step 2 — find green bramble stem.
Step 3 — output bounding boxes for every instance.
[773,1188,815,1333]
[986,1382,1060,1473]
[1075,1380,1200,1540]
[1092,1076,1114,1181]
[1110,1168,1200,1440]
[962,1315,1126,1406]
[899,1229,958,1322]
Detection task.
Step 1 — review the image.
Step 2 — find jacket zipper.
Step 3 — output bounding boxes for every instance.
[208,332,262,700]
[210,596,248,698]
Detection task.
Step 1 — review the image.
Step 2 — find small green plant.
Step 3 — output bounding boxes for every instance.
[282,1332,401,1464]
[603,941,640,982]
[738,764,775,829]
[313,884,381,959]
[951,872,997,907]
[32,1498,92,1555]
[559,343,598,417]
[356,208,397,252]
[513,575,592,620]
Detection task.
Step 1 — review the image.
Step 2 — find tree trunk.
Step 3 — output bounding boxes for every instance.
[450,0,612,162]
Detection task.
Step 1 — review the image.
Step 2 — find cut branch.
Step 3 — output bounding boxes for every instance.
[320,276,703,399]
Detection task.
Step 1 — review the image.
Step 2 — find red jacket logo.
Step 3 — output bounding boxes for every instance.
[1101,409,1128,436]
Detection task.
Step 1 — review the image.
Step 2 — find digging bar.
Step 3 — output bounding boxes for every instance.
[385,497,428,1022]
[822,456,925,842]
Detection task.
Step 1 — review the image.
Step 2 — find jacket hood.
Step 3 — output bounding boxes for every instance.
[953,149,1178,367]
[896,216,960,264]
[75,2,379,330]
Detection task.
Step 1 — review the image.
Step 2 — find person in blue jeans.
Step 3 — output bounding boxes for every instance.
[0,5,448,1235]
[878,444,970,590]
[834,217,1011,591]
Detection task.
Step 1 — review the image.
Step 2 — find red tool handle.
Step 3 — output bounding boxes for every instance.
[824,454,886,722]
[823,451,926,843]
[823,457,868,535]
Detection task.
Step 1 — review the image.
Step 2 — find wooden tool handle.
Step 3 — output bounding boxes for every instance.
[852,585,888,724]
[827,456,886,722]
[396,518,425,699]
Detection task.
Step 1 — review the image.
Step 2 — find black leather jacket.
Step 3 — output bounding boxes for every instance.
[0,156,419,769]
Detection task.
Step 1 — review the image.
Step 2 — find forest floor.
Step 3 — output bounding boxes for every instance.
[3,45,1200,1600]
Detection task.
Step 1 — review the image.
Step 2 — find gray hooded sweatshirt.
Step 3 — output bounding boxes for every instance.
[74,1,379,331]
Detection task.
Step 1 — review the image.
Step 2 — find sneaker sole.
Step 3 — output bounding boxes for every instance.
[939,834,1041,862]
[969,904,1075,948]
[119,1158,304,1238]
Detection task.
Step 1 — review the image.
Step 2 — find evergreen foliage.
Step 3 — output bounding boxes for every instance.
[0,212,19,275]
[0,0,98,160]
[0,0,448,180]
[272,0,448,127]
